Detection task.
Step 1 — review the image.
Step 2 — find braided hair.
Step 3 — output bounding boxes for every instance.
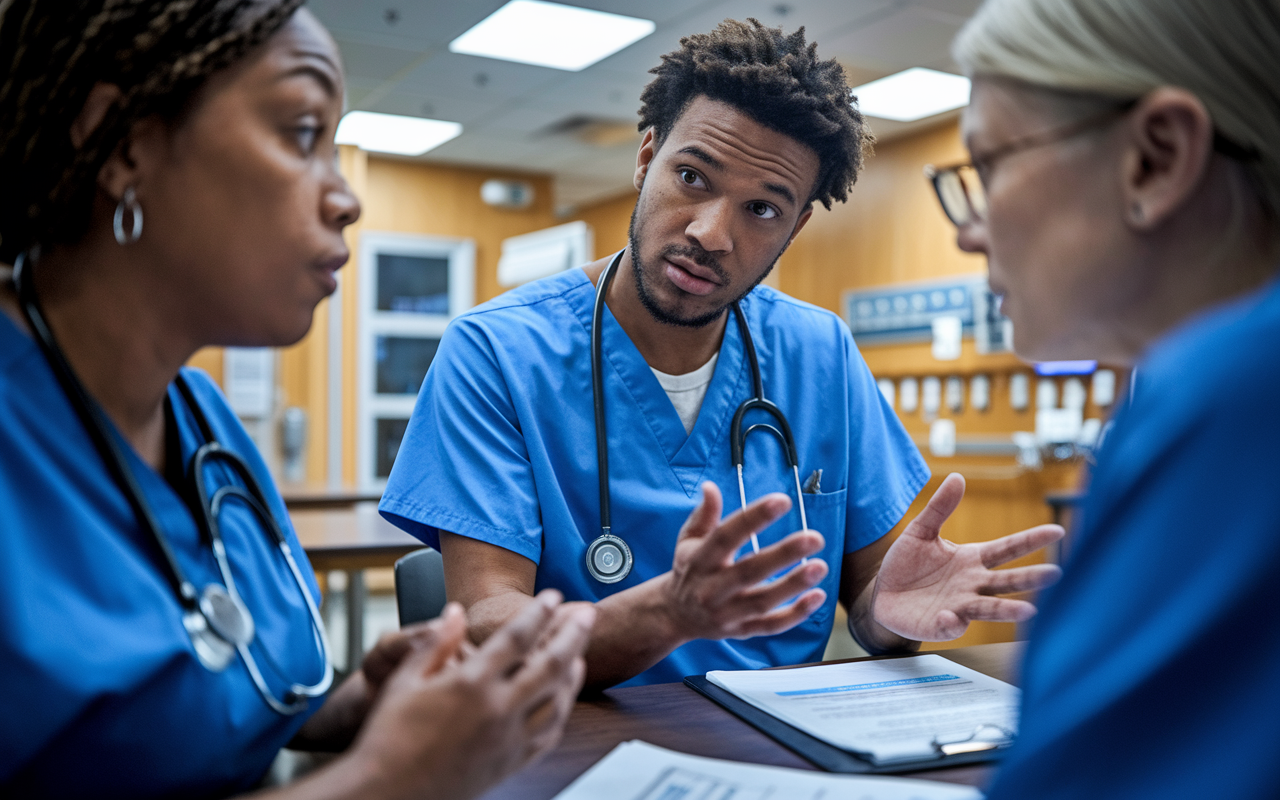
[0,0,306,263]
[638,19,871,210]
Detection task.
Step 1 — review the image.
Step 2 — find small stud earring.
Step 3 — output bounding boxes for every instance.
[1131,203,1145,223]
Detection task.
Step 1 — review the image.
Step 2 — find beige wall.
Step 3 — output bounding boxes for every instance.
[192,147,560,484]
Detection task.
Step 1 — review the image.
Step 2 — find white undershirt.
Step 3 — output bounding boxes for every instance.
[651,353,719,435]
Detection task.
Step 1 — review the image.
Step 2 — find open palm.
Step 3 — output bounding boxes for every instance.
[873,473,1065,642]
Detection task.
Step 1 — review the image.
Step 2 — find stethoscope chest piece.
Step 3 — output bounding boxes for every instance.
[585,534,632,584]
[185,584,255,672]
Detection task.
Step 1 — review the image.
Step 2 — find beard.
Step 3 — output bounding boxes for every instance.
[626,201,785,329]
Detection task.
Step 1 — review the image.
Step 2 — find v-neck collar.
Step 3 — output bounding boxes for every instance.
[569,269,749,497]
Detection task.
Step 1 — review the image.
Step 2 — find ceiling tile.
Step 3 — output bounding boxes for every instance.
[822,5,966,73]
[309,1,508,49]
[333,38,429,84]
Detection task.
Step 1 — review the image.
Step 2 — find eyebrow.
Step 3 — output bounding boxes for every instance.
[279,51,341,98]
[677,145,797,207]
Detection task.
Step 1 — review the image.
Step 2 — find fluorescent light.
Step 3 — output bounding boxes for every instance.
[851,67,971,122]
[450,0,655,72]
[335,111,462,156]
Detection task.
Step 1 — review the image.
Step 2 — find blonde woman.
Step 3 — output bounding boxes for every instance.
[930,0,1280,797]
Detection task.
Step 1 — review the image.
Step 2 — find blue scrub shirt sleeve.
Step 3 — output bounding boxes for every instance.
[380,315,545,563]
[839,323,930,553]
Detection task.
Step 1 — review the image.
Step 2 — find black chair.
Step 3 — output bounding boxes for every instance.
[394,548,448,627]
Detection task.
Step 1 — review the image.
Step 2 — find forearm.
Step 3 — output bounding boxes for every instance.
[288,673,372,753]
[465,577,686,691]
[847,576,920,656]
[245,751,399,800]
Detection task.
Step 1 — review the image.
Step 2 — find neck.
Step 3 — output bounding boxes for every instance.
[15,238,200,470]
[585,250,728,375]
[1105,210,1279,364]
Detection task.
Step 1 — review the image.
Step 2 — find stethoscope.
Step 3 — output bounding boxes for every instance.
[13,251,332,716]
[586,249,809,584]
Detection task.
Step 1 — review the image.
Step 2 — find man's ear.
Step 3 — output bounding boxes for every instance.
[787,204,815,247]
[633,127,657,192]
[1119,87,1215,232]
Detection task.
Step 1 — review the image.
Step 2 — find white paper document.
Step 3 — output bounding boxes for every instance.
[706,655,1019,764]
[551,740,984,800]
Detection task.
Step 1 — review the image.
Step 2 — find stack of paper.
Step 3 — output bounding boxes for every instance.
[707,655,1019,764]
[552,740,984,800]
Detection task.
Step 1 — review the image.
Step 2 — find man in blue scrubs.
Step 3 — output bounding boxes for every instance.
[382,19,1063,688]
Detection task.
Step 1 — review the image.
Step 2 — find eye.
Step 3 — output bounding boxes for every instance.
[294,124,322,154]
[747,201,779,219]
[677,168,706,189]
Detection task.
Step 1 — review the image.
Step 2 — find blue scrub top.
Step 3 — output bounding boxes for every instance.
[988,278,1280,799]
[381,268,928,686]
[0,314,326,797]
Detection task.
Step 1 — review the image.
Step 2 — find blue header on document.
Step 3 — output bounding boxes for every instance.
[776,673,960,697]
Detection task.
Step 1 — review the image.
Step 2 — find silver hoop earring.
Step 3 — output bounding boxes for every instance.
[113,186,143,245]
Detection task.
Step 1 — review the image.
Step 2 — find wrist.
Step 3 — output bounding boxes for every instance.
[851,578,920,656]
[647,572,694,650]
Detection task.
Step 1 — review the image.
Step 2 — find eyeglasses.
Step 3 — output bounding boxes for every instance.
[925,102,1135,227]
[926,99,1261,228]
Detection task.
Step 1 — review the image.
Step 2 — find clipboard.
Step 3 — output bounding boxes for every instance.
[684,674,1011,774]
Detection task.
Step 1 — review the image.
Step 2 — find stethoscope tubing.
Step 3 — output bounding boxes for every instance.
[589,249,807,574]
[13,251,331,714]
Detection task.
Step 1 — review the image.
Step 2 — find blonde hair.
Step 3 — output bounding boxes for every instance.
[953,0,1280,222]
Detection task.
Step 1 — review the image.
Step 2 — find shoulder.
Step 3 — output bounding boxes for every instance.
[742,285,850,345]
[1126,279,1280,432]
[457,269,592,326]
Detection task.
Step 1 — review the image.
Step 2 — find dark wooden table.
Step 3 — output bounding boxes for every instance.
[478,642,1023,800]
[291,502,423,669]
[280,482,383,511]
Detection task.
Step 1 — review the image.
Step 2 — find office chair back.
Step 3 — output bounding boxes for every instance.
[394,548,448,626]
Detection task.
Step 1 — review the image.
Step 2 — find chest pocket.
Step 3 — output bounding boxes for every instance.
[796,487,847,630]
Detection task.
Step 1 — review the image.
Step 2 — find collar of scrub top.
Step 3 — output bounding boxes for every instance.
[12,250,332,716]
[587,250,808,585]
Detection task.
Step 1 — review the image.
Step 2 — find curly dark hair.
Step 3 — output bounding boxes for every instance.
[638,18,872,210]
[0,0,306,263]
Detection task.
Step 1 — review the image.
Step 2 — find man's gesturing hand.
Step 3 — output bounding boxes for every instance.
[659,482,828,643]
[872,473,1064,642]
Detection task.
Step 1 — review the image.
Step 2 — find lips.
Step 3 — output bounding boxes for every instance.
[663,256,722,297]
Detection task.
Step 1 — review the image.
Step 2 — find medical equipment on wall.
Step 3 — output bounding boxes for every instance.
[587,250,808,584]
[14,252,332,716]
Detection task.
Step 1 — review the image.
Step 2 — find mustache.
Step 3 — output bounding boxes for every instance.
[660,243,728,284]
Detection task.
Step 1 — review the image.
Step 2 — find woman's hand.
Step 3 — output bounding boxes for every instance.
[289,614,473,752]
[871,474,1064,642]
[341,590,594,800]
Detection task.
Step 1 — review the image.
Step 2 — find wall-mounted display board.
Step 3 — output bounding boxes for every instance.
[843,275,1012,354]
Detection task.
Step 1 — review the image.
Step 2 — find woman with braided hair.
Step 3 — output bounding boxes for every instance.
[0,2,594,798]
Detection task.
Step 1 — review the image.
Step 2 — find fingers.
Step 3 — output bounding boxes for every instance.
[960,595,1039,623]
[695,492,793,566]
[978,524,1065,568]
[981,563,1063,595]
[365,605,467,686]
[474,590,560,678]
[735,558,829,616]
[522,656,585,764]
[730,588,827,638]
[729,530,826,587]
[675,482,723,543]
[902,473,965,541]
[510,604,595,714]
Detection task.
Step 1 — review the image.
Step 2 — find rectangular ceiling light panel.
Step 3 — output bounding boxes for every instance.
[335,111,463,156]
[450,0,655,72]
[851,67,972,122]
